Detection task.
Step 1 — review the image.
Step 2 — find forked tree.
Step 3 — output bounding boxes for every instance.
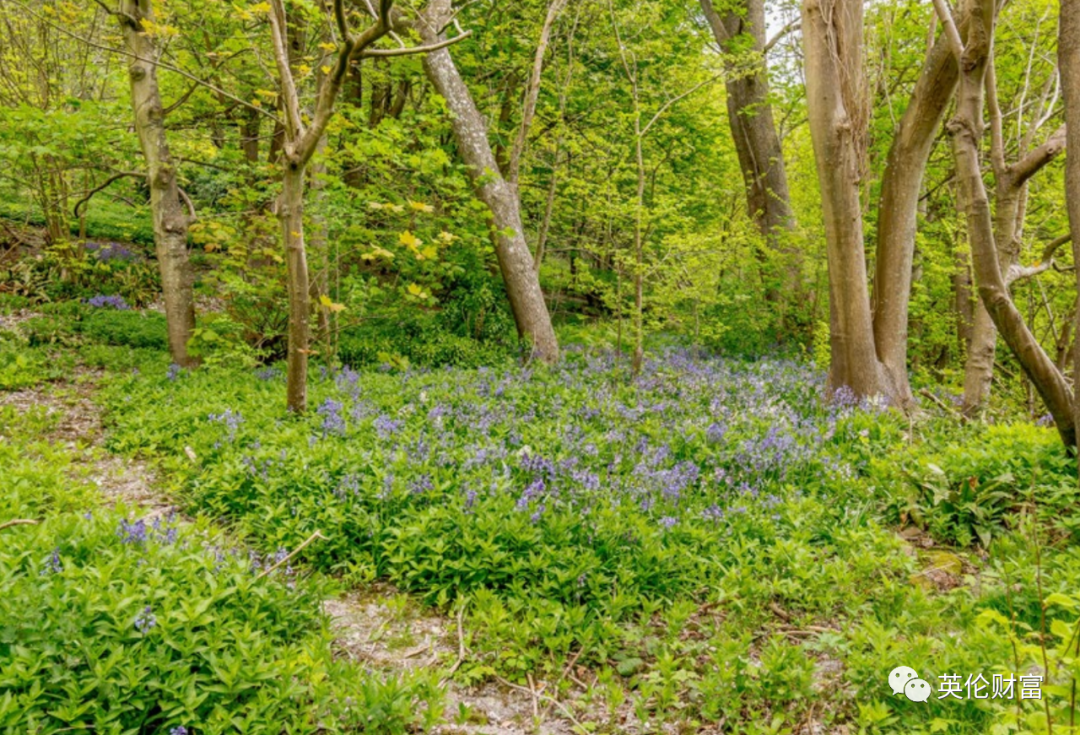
[934,0,1076,446]
[266,0,467,413]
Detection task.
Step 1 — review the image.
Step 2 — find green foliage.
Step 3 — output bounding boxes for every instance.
[878,422,1079,547]
[0,406,443,735]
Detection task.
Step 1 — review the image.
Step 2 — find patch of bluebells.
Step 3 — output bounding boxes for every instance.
[85,294,130,310]
[317,398,346,437]
[276,352,893,538]
[85,241,137,262]
[209,408,243,443]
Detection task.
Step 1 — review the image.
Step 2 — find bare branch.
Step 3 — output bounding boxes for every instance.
[508,0,568,185]
[1009,123,1066,187]
[359,31,472,57]
[698,0,731,46]
[640,73,723,138]
[73,172,144,218]
[268,0,304,139]
[1006,233,1072,284]
[986,50,1006,176]
[764,18,800,55]
[931,0,965,60]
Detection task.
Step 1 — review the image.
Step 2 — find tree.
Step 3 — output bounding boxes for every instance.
[699,0,799,303]
[118,0,198,367]
[1060,0,1080,443]
[801,0,895,398]
[265,0,466,413]
[417,0,560,365]
[935,0,1076,446]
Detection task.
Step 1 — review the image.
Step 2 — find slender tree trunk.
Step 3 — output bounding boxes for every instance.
[632,131,645,374]
[801,0,892,399]
[1061,0,1080,446]
[120,0,197,367]
[872,27,962,407]
[700,0,799,298]
[280,163,310,412]
[418,0,559,363]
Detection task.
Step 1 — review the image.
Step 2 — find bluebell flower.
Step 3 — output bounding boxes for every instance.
[317,398,346,436]
[85,294,130,310]
[167,363,182,381]
[134,605,156,633]
[658,516,678,529]
[118,518,147,545]
[169,727,189,735]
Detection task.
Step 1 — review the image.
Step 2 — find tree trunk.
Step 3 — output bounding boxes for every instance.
[946,0,1075,445]
[280,163,310,412]
[801,0,892,399]
[872,28,961,407]
[120,0,197,368]
[700,0,799,297]
[1061,0,1080,444]
[418,0,559,363]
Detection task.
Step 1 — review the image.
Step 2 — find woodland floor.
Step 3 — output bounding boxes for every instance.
[1,370,658,734]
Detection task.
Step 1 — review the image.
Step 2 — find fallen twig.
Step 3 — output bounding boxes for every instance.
[493,674,585,731]
[256,530,328,580]
[0,519,40,532]
[439,604,467,685]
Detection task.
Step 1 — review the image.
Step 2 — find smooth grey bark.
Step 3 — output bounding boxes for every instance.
[418,0,560,363]
[801,0,895,399]
[871,27,962,408]
[700,0,799,298]
[119,0,197,368]
[938,0,1076,446]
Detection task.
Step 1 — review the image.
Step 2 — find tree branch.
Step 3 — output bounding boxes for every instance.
[931,0,965,60]
[73,172,144,218]
[358,32,471,57]
[508,0,568,185]
[699,0,731,46]
[15,1,281,125]
[640,73,723,139]
[764,18,800,55]
[1009,123,1067,187]
[1006,233,1072,284]
[268,0,304,139]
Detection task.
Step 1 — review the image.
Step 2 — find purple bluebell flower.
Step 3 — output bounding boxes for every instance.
[134,605,156,633]
[85,294,130,310]
[118,518,147,545]
[41,548,63,575]
[169,727,189,735]
[167,363,182,381]
[373,414,403,439]
[317,398,346,436]
[658,516,678,529]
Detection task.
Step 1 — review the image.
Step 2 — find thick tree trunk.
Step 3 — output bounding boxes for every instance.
[120,0,197,368]
[801,0,893,399]
[946,0,1075,445]
[280,164,310,412]
[1061,0,1080,444]
[700,0,798,297]
[872,29,961,407]
[419,1,559,363]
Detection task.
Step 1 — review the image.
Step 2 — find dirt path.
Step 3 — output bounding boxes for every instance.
[3,376,594,734]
